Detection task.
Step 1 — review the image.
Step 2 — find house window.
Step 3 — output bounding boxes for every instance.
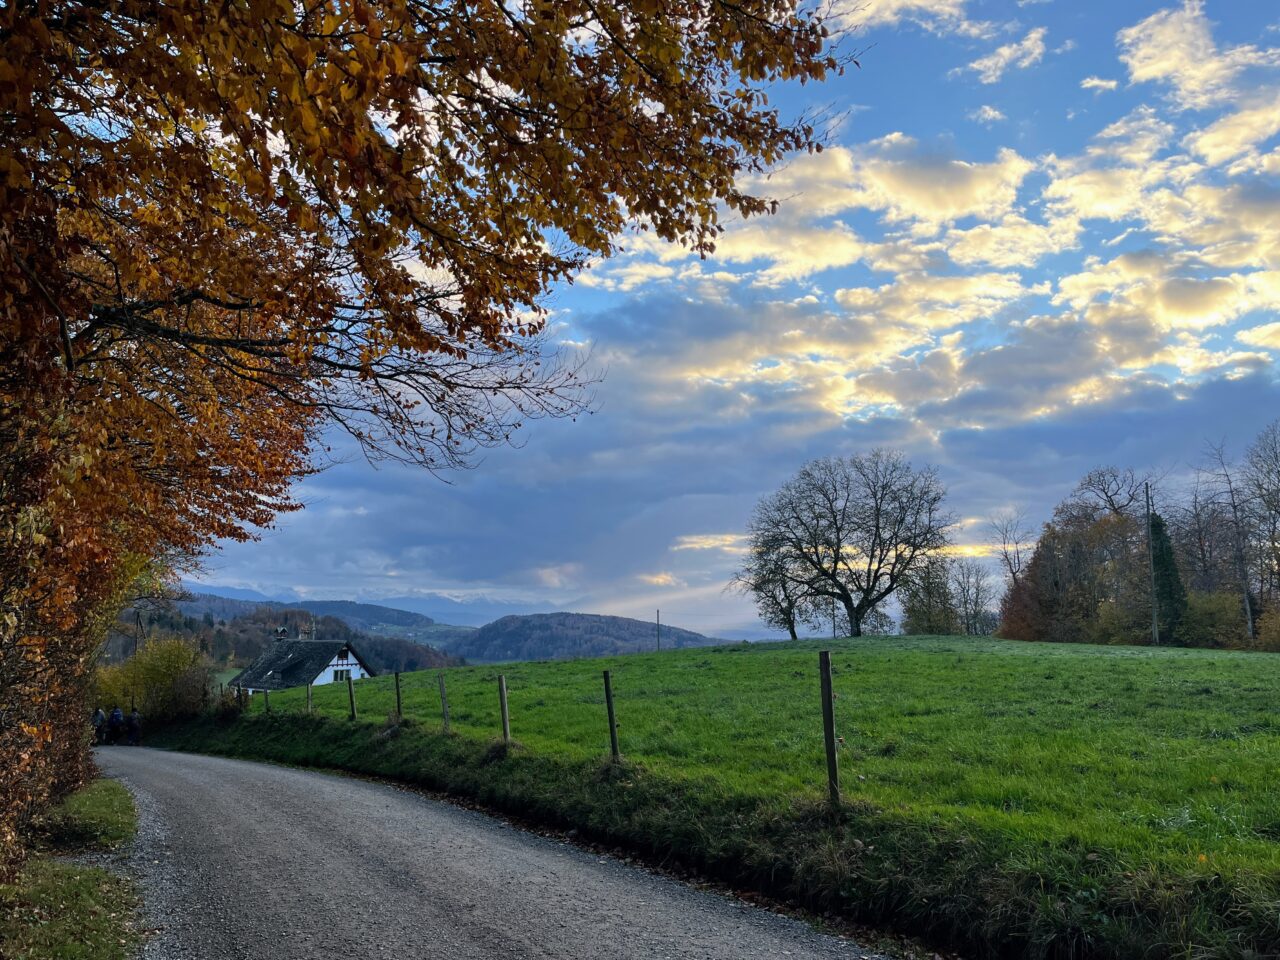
[333,668,350,683]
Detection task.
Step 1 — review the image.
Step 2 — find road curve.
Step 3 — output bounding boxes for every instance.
[99,748,877,960]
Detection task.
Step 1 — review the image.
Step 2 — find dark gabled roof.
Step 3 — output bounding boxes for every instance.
[229,640,375,691]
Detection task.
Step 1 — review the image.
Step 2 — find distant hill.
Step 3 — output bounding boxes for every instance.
[174,593,475,646]
[181,582,297,603]
[375,594,555,627]
[288,599,435,629]
[166,592,727,662]
[449,612,720,662]
[111,601,460,675]
[178,585,538,631]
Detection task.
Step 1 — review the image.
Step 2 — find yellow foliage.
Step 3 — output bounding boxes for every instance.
[93,639,212,723]
[1,0,835,873]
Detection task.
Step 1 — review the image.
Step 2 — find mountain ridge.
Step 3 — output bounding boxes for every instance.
[174,590,723,663]
[449,611,721,663]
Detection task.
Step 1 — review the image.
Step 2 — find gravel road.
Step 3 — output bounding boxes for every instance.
[99,748,879,960]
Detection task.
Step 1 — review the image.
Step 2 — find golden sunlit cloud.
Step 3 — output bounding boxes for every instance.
[671,534,750,553]
[939,543,999,559]
[638,572,685,587]
[1118,0,1280,109]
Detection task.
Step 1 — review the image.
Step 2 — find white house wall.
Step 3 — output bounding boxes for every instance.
[312,649,370,687]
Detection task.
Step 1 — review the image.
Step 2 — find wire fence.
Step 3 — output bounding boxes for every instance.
[222,649,848,804]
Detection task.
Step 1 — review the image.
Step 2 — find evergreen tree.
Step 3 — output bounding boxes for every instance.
[1150,513,1188,644]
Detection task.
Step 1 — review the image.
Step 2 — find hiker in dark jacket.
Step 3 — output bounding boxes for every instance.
[107,706,124,745]
[92,708,106,745]
[126,709,141,746]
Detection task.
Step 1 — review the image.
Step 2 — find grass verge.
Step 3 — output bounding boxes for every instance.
[0,780,139,960]
[169,636,1280,957]
[34,781,136,852]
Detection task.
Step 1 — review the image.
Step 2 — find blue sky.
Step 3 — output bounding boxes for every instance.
[198,0,1280,636]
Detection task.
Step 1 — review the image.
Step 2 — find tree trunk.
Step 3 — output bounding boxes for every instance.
[845,599,861,637]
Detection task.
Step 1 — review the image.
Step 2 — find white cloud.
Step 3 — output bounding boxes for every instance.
[714,223,866,285]
[845,134,1035,231]
[1142,181,1280,269]
[1184,96,1280,166]
[1057,251,1280,333]
[945,214,1081,268]
[968,105,1007,124]
[579,259,675,292]
[1118,0,1280,109]
[1044,164,1150,221]
[836,271,1039,329]
[1238,321,1280,349]
[958,27,1048,84]
[1043,108,1178,222]
[832,0,993,37]
[1081,76,1119,93]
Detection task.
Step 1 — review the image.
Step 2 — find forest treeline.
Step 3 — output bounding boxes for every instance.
[105,606,459,677]
[735,425,1280,650]
[992,424,1280,650]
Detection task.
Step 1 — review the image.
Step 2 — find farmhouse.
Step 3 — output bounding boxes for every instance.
[230,632,375,694]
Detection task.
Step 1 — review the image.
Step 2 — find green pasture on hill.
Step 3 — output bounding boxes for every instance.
[187,636,1280,958]
[255,635,1280,862]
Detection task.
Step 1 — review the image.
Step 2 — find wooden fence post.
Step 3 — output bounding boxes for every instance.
[347,675,357,721]
[306,683,313,715]
[603,670,620,762]
[236,684,244,709]
[819,650,840,808]
[438,673,450,733]
[263,689,271,714]
[498,675,511,743]
[394,671,403,719]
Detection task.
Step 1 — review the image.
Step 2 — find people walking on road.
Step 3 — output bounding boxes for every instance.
[107,705,124,745]
[92,707,106,745]
[127,708,142,746]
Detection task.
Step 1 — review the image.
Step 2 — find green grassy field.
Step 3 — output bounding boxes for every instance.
[169,636,1280,958]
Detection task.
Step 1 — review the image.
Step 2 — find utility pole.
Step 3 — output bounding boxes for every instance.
[656,609,661,652]
[1145,481,1159,645]
[134,610,145,658]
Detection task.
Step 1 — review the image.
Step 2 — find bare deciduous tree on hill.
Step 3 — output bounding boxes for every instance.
[951,557,997,636]
[1245,423,1280,603]
[731,547,817,641]
[1072,466,1150,518]
[1201,440,1257,640]
[988,507,1036,587]
[742,450,955,637]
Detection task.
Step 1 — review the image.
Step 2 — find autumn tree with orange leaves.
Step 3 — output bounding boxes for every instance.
[0,0,838,869]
